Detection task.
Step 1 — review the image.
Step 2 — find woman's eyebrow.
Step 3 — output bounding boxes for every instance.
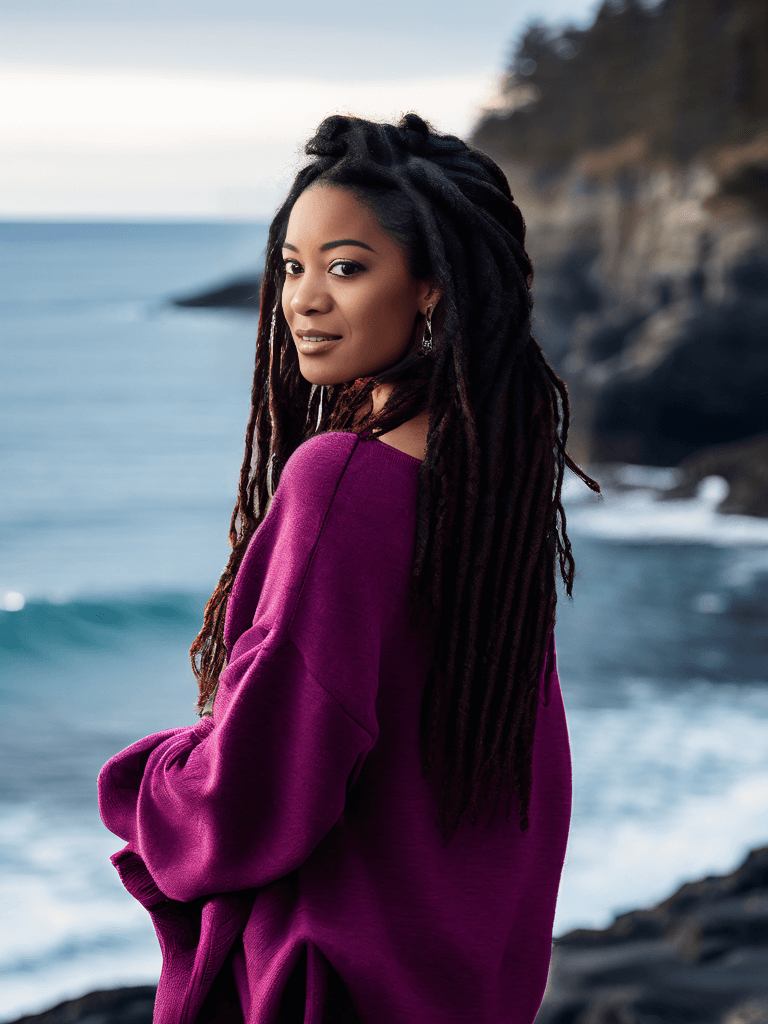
[321,238,376,252]
[281,239,376,253]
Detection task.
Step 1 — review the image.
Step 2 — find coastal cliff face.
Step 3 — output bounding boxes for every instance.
[471,0,768,498]
[488,138,768,471]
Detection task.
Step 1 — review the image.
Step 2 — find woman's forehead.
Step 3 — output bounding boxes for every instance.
[284,185,385,248]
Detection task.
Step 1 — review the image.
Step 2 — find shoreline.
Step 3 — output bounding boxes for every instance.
[9,845,768,1024]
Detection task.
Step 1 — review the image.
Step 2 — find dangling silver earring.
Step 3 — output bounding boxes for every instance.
[422,305,433,351]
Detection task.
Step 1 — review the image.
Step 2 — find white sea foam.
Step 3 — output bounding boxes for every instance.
[0,805,160,1021]
[563,469,768,546]
[556,677,768,934]
[557,771,768,935]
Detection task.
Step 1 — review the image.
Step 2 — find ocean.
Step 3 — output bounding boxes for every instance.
[1,222,767,1020]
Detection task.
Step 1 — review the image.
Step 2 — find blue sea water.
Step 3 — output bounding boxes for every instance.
[1,222,768,1020]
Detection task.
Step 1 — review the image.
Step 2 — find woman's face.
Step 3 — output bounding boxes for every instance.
[281,184,436,387]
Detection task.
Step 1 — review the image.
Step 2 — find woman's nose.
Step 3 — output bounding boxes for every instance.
[290,272,332,316]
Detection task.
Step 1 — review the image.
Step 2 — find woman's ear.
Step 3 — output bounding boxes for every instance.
[419,280,443,314]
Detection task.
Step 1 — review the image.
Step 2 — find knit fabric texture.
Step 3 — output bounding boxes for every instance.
[98,430,572,1024]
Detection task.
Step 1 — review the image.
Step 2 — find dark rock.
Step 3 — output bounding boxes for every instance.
[171,274,261,310]
[582,312,648,364]
[6,986,156,1024]
[730,254,768,299]
[545,241,604,327]
[662,434,768,517]
[537,847,768,1024]
[714,164,768,220]
[588,294,768,465]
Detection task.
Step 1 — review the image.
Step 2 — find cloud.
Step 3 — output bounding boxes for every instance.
[0,67,495,217]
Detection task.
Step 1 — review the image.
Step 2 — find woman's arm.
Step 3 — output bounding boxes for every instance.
[99,434,394,905]
[98,633,374,903]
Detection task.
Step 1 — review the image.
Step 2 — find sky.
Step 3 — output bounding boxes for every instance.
[0,0,605,219]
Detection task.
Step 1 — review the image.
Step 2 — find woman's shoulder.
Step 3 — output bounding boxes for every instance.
[225,433,360,654]
[289,429,360,463]
[278,431,358,492]
[275,429,419,524]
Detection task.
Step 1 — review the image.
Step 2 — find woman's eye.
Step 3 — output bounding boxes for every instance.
[283,260,302,275]
[329,260,364,277]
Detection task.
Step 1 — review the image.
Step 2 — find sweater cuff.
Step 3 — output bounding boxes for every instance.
[111,846,168,908]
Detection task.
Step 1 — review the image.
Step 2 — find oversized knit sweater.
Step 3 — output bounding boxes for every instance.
[98,429,572,1024]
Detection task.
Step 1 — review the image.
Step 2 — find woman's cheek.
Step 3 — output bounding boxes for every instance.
[281,291,293,326]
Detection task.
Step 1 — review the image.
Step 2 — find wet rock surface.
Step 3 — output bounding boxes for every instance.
[666,434,768,518]
[7,986,156,1024]
[537,846,768,1024]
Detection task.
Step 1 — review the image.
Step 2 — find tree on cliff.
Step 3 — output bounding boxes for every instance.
[473,0,768,170]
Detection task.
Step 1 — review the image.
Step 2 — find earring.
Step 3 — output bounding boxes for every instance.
[422,305,433,351]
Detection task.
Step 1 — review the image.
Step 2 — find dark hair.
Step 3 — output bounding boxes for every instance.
[190,112,600,847]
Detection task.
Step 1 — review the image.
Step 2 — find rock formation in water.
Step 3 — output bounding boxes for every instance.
[666,433,768,517]
[471,0,768,494]
[172,273,261,309]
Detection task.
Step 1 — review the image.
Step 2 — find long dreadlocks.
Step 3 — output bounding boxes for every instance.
[190,112,600,848]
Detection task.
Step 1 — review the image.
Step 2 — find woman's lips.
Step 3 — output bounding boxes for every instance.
[296,330,342,341]
[295,330,341,353]
[297,338,339,354]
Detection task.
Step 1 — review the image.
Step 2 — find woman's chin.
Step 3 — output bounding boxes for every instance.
[296,357,364,389]
[298,369,345,387]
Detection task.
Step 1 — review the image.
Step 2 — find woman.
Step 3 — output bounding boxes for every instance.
[98,112,600,1024]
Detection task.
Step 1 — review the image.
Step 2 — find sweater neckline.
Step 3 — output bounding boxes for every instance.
[352,429,423,466]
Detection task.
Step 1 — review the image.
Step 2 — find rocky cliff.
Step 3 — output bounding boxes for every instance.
[471,0,768,502]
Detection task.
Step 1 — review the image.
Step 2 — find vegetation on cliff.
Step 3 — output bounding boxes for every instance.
[473,0,768,178]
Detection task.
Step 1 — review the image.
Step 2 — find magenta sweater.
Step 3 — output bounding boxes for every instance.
[98,430,572,1024]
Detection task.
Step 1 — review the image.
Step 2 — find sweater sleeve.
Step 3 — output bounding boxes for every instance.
[98,433,381,904]
[98,638,374,902]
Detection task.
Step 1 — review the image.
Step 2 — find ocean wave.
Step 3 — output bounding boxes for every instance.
[0,591,206,660]
[563,469,768,545]
[555,672,768,932]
